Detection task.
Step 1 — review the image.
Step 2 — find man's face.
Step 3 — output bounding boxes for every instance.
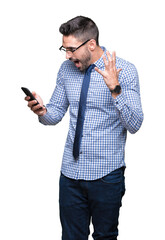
[62,35,92,72]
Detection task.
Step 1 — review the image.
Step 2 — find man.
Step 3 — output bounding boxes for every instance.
[25,16,143,240]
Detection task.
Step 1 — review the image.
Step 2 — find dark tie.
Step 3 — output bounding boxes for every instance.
[73,64,95,160]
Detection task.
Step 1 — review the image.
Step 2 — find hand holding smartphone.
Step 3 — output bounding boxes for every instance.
[21,87,39,105]
[21,87,46,116]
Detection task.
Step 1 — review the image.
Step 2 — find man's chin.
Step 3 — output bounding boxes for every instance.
[75,63,86,72]
[78,62,90,72]
[70,59,89,72]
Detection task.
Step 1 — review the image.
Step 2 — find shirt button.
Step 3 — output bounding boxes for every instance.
[116,101,118,104]
[80,151,82,154]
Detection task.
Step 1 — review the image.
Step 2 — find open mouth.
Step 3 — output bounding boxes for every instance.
[71,59,81,68]
[74,61,80,67]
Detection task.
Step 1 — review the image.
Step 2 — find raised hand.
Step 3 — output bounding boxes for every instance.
[95,51,122,94]
[25,92,47,116]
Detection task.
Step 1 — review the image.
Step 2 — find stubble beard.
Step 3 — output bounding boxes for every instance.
[79,50,91,72]
[70,48,92,72]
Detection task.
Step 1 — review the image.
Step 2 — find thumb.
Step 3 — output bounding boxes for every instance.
[95,66,105,77]
[31,91,37,97]
[117,68,122,77]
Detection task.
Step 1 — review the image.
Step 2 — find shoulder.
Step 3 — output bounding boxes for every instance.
[116,56,138,85]
[56,60,82,85]
[59,60,78,73]
[116,56,137,73]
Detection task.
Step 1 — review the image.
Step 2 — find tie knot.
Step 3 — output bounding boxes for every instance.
[86,64,95,75]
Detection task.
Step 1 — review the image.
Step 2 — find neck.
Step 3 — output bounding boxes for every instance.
[90,46,104,64]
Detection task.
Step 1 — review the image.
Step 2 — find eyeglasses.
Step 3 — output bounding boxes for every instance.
[59,39,90,53]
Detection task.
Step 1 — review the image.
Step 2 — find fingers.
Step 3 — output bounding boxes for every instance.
[27,99,38,109]
[24,91,46,116]
[95,66,105,77]
[106,51,113,68]
[112,51,116,68]
[31,91,37,97]
[33,105,47,116]
[95,51,116,74]
[117,68,122,76]
[27,99,44,113]
[95,51,122,79]
[102,54,109,67]
[31,102,42,112]
[106,51,116,69]
[25,91,37,102]
[30,103,46,116]
[25,96,30,101]
[95,66,101,74]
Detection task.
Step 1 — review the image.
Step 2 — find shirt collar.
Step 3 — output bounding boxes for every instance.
[94,46,107,69]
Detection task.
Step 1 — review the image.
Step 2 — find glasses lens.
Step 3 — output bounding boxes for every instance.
[59,47,75,53]
[60,47,66,52]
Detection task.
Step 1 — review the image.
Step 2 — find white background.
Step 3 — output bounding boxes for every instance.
[0,0,165,239]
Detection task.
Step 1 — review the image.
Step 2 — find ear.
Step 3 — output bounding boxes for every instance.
[88,39,97,51]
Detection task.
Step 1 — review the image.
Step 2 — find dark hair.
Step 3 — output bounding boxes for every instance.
[59,16,99,45]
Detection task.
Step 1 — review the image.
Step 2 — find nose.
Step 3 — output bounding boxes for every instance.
[66,51,73,59]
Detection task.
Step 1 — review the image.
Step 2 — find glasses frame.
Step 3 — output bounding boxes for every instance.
[59,39,90,53]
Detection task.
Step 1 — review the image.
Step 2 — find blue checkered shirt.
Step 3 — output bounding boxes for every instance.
[39,47,143,180]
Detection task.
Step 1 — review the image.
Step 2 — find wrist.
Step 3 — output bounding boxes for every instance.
[109,84,121,93]
[38,106,47,116]
[42,107,47,116]
[109,85,121,99]
[111,92,121,99]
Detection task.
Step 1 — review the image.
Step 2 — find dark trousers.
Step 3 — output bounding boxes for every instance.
[59,167,125,240]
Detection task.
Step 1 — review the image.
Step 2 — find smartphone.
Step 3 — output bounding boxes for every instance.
[21,87,39,105]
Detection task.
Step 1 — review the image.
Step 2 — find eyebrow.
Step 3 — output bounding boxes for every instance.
[62,45,77,49]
